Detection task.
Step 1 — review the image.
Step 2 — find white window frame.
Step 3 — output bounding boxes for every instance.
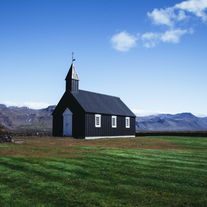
[95,114,101,128]
[111,116,117,128]
[125,117,130,128]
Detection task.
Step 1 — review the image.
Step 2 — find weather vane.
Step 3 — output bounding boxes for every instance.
[72,52,76,63]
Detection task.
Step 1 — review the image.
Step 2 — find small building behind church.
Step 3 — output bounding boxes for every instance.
[52,63,136,139]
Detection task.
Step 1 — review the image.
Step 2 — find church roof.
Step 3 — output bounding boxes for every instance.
[71,90,135,117]
[65,63,79,81]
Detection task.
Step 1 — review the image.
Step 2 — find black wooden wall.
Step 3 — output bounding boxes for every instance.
[66,79,79,93]
[52,91,85,137]
[85,114,135,137]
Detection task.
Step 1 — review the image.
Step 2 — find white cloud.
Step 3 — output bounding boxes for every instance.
[2,101,51,109]
[142,32,159,40]
[147,7,175,27]
[194,112,207,117]
[177,10,187,21]
[143,42,156,48]
[111,0,207,51]
[175,0,207,22]
[132,109,207,117]
[141,32,160,48]
[161,29,188,43]
[132,109,172,117]
[141,29,191,48]
[148,0,207,27]
[110,31,138,52]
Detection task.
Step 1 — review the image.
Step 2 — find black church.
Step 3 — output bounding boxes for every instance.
[52,63,136,139]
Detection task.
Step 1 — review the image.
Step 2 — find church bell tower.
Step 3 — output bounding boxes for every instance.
[65,62,79,93]
[65,52,79,93]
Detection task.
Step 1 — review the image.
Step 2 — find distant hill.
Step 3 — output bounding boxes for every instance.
[1,105,207,132]
[0,105,56,131]
[136,113,207,132]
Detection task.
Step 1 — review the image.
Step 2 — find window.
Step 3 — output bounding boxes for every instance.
[95,114,101,127]
[112,116,117,128]
[125,117,130,128]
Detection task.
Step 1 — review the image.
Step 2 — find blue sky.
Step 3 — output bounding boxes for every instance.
[1,0,207,116]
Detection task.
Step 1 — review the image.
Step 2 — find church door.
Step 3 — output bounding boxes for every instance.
[62,108,73,136]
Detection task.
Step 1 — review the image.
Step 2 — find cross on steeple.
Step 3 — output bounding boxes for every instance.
[72,52,76,63]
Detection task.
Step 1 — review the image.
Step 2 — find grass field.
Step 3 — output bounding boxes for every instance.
[0,136,207,206]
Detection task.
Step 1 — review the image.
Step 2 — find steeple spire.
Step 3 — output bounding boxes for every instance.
[65,60,79,93]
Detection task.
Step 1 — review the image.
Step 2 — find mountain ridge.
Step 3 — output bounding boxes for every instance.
[1,104,207,132]
[136,113,207,132]
[0,105,56,131]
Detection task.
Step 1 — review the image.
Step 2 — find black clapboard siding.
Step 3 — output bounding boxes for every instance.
[85,114,135,137]
[52,91,85,137]
[66,79,79,93]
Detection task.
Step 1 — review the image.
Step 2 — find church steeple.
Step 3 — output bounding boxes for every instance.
[65,63,79,93]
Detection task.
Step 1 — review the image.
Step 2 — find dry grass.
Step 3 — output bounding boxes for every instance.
[0,136,186,158]
[0,147,85,158]
[11,137,182,150]
[20,136,186,150]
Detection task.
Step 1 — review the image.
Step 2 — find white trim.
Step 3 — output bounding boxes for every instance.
[111,116,117,128]
[95,114,101,128]
[125,117,130,128]
[62,108,73,116]
[85,135,135,140]
[62,108,73,136]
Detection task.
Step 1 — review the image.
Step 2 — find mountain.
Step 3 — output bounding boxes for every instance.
[136,113,207,132]
[1,105,207,132]
[0,104,7,109]
[0,105,56,131]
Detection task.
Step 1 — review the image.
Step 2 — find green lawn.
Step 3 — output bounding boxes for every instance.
[0,136,207,206]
